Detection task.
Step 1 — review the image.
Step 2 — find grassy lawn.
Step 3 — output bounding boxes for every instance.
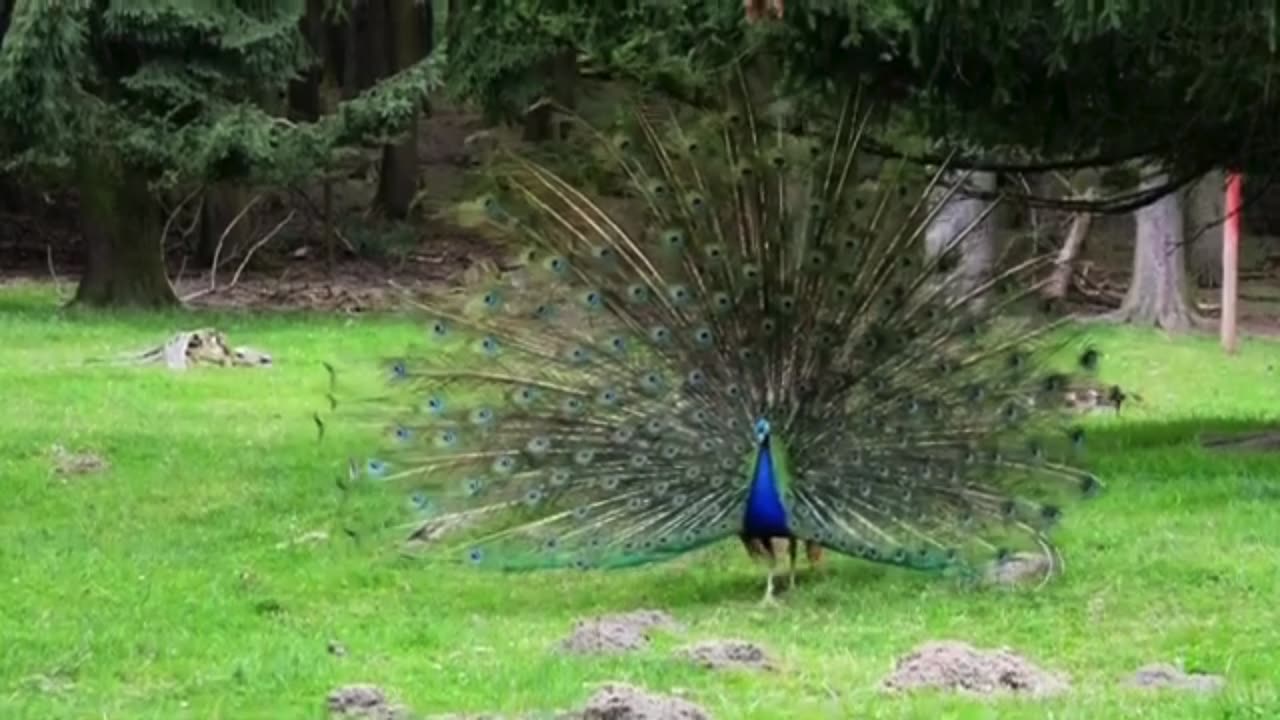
[2,280,1279,719]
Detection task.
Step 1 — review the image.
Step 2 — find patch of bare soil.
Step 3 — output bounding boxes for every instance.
[575,683,711,720]
[326,684,413,719]
[1127,663,1225,693]
[49,444,110,478]
[677,640,775,671]
[882,640,1070,698]
[984,552,1054,587]
[557,610,684,656]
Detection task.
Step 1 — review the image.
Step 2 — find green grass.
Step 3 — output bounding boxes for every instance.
[3,280,1280,719]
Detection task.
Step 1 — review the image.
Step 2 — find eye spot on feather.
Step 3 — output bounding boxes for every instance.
[1041,504,1062,523]
[741,264,761,283]
[470,407,495,426]
[366,459,388,478]
[686,192,706,212]
[478,336,501,357]
[607,335,628,354]
[698,439,716,452]
[626,496,646,510]
[661,229,686,250]
[542,537,559,552]
[429,318,450,337]
[648,181,669,197]
[513,386,540,405]
[768,151,786,168]
[580,290,604,310]
[778,296,797,313]
[532,303,557,320]
[390,361,407,379]
[543,255,569,274]
[761,318,777,335]
[1069,426,1086,448]
[596,388,620,406]
[626,284,650,303]
[1079,347,1100,371]
[640,368,670,392]
[394,426,411,441]
[687,370,707,389]
[644,417,666,435]
[492,455,518,474]
[1080,474,1101,496]
[805,251,826,270]
[481,290,502,309]
[704,244,724,261]
[463,477,483,496]
[603,477,621,490]
[565,345,592,364]
[524,488,546,506]
[550,468,571,486]
[683,466,702,479]
[725,384,743,399]
[561,397,585,415]
[526,436,552,455]
[409,491,431,511]
[573,506,590,520]
[574,449,595,465]
[467,548,485,565]
[693,327,713,346]
[1007,351,1028,371]
[591,245,615,263]
[613,426,635,443]
[649,326,672,344]
[668,284,692,304]
[738,348,757,362]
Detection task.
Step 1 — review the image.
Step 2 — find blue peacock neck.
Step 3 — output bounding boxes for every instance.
[743,419,790,538]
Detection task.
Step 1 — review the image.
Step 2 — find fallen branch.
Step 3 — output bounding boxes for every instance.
[183,210,295,302]
[207,193,264,291]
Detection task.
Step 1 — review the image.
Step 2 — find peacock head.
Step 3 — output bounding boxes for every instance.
[753,418,771,446]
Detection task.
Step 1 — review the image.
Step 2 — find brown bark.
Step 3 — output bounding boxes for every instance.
[924,170,998,304]
[1045,189,1096,300]
[196,184,248,266]
[73,157,178,308]
[1107,169,1205,331]
[287,0,327,122]
[1185,169,1225,288]
[376,0,430,219]
[522,48,578,142]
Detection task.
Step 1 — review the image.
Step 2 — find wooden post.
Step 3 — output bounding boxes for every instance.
[1221,172,1242,354]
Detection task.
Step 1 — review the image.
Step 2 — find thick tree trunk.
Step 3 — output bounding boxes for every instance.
[287,0,327,122]
[1185,169,1225,288]
[522,48,578,142]
[924,171,997,303]
[1108,170,1203,330]
[376,0,430,219]
[196,184,248,266]
[73,158,178,308]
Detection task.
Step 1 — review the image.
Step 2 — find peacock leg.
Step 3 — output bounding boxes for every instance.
[761,562,778,605]
[787,537,799,589]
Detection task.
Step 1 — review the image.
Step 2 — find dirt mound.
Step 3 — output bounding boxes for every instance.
[326,684,412,719]
[1128,663,1225,693]
[577,683,711,720]
[558,610,683,655]
[882,640,1069,698]
[678,640,775,671]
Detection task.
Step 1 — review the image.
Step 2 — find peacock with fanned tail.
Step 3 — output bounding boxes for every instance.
[325,75,1103,603]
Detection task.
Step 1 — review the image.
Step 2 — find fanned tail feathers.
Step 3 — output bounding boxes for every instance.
[325,74,1102,578]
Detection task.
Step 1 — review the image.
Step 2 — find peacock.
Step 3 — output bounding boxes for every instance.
[325,72,1102,603]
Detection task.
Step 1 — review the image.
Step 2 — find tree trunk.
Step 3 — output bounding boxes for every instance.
[73,158,178,308]
[1185,169,1225,288]
[1108,169,1203,331]
[522,47,578,142]
[924,170,997,303]
[376,0,429,219]
[287,0,327,122]
[196,184,249,267]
